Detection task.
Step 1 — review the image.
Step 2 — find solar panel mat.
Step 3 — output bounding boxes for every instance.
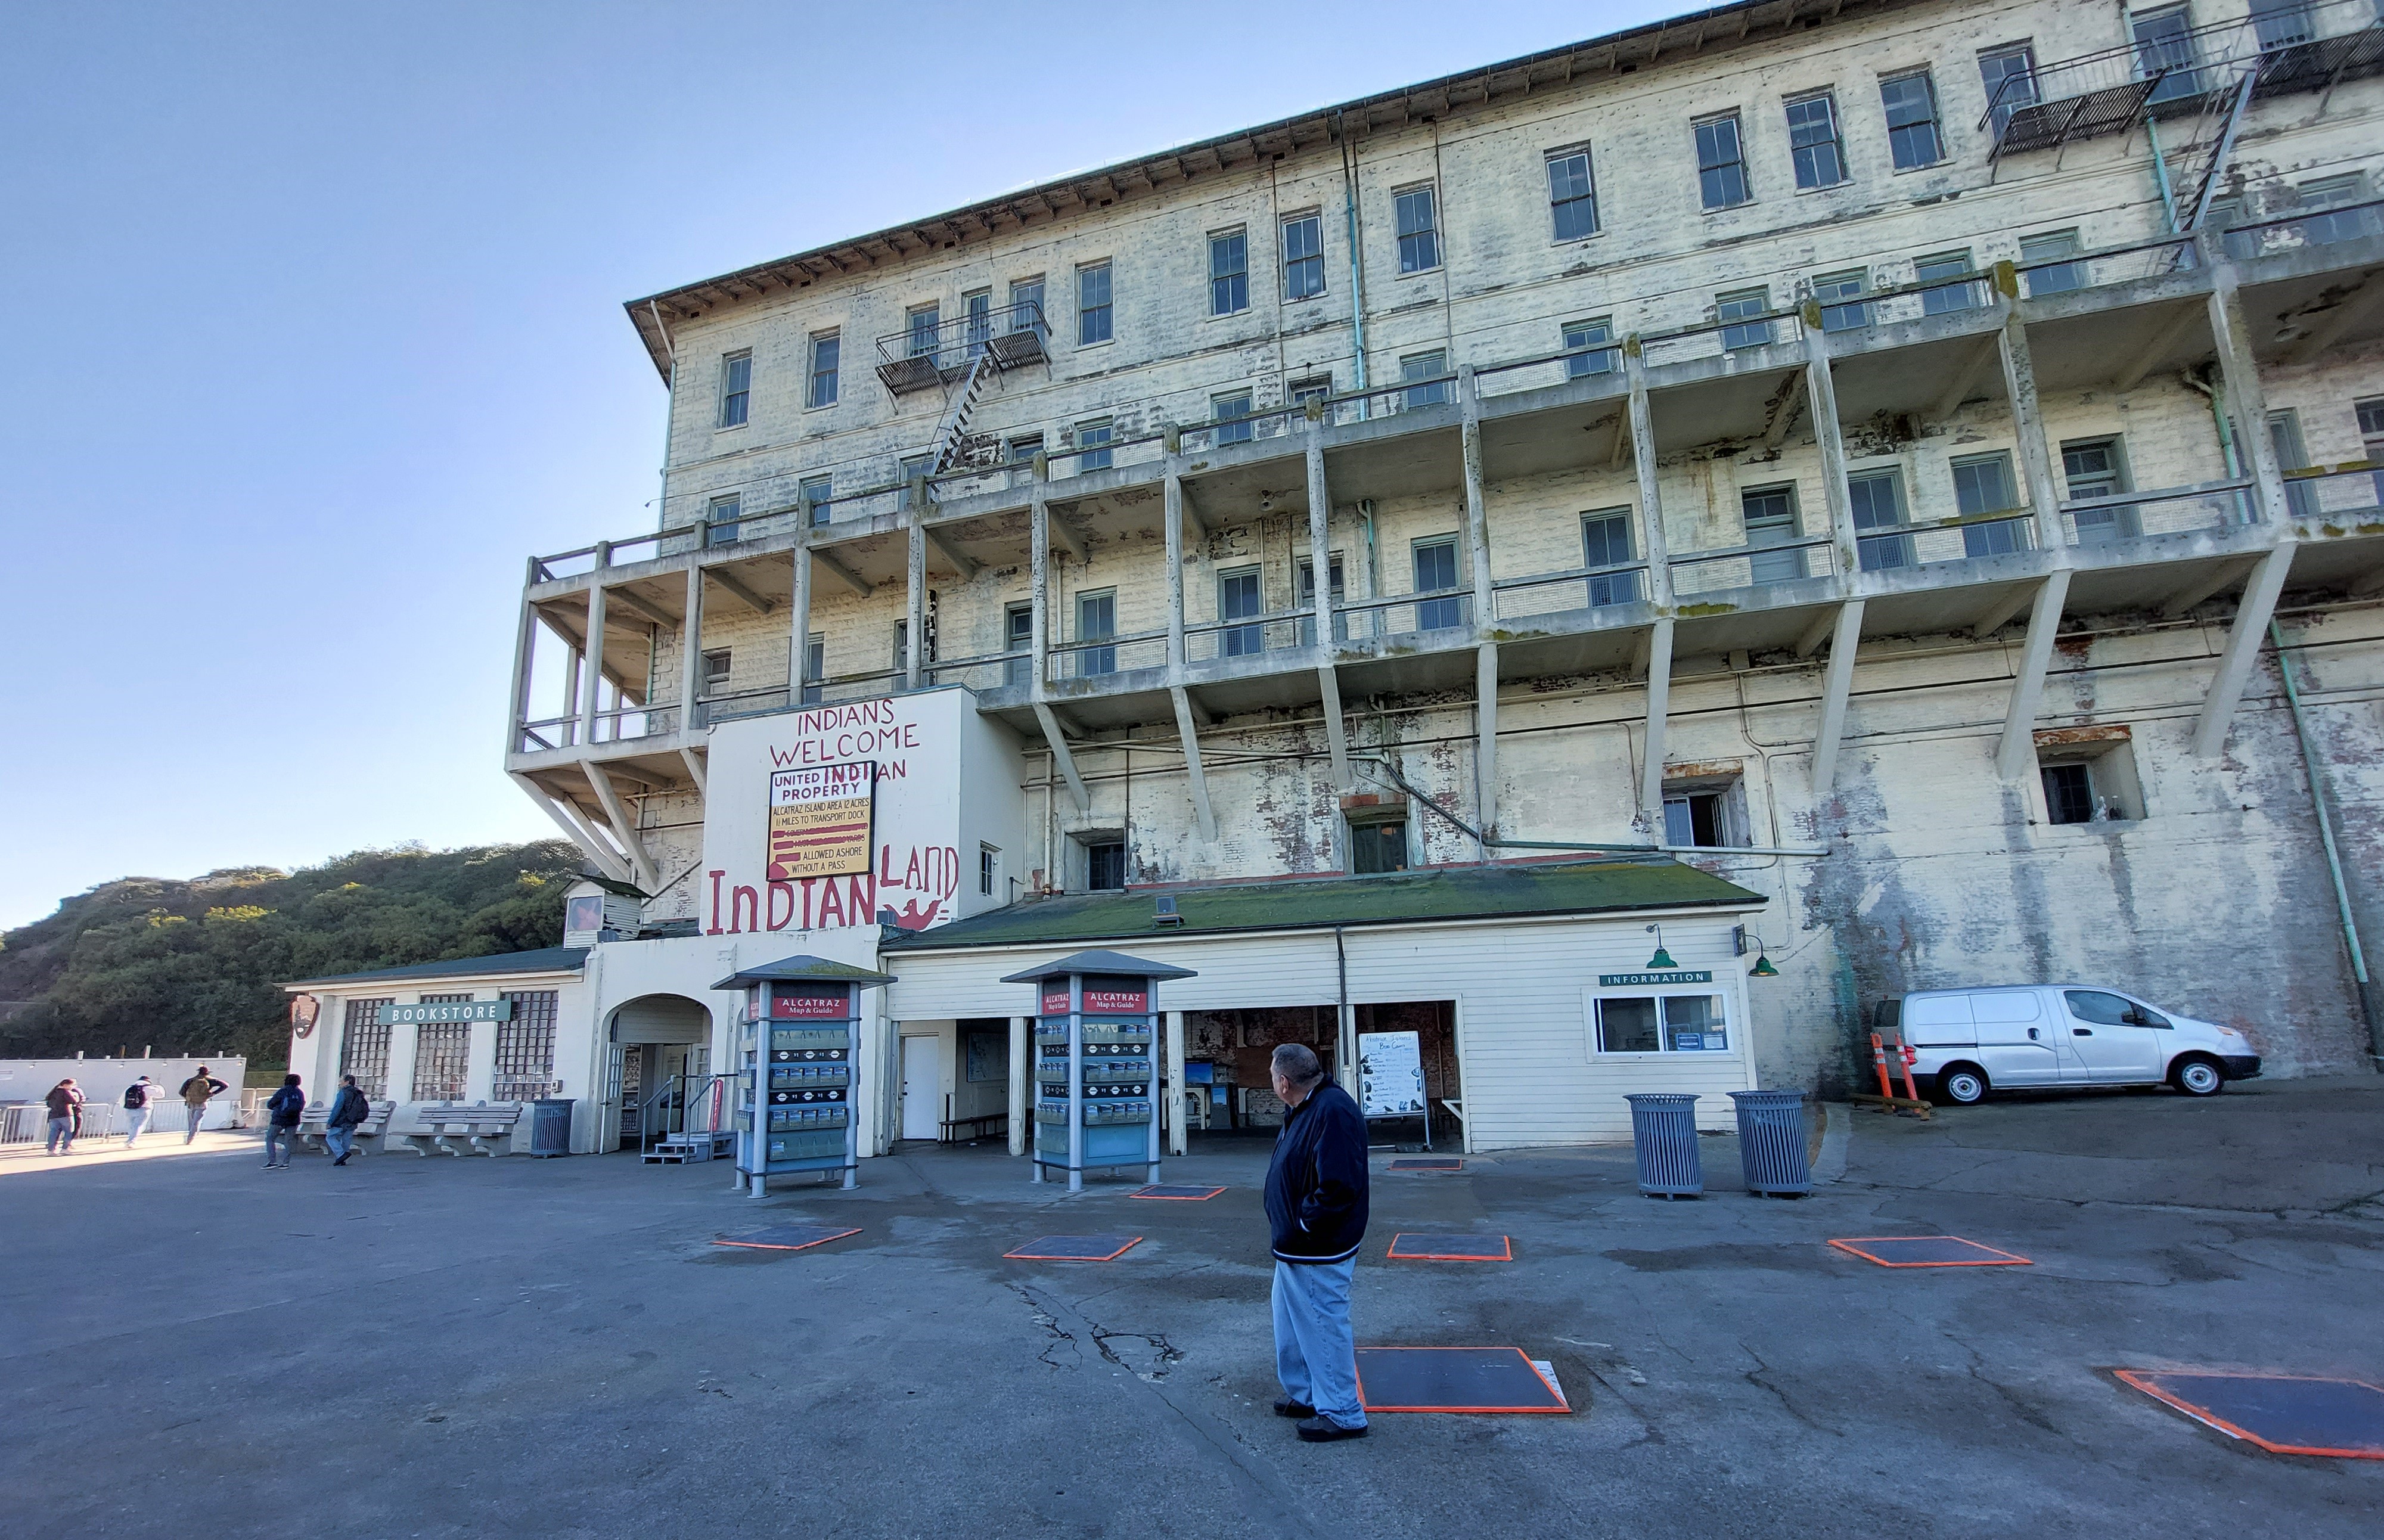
[1003,1234,1143,1261]
[1386,1232,1513,1261]
[2118,1371,2384,1458]
[712,1225,861,1253]
[1387,1159,1463,1171]
[1355,1347,1569,1413]
[1828,1235,2033,1268]
[1131,1184,1225,1200]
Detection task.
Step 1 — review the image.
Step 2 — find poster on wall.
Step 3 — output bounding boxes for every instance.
[767,760,877,881]
[1357,1030,1426,1119]
[964,1029,1007,1083]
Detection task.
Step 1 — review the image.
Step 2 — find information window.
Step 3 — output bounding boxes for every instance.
[1589,985,1733,1055]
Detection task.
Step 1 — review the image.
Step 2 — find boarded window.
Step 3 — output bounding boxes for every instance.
[340,998,393,1100]
[496,991,560,1101]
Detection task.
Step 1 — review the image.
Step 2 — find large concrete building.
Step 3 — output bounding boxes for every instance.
[288,0,2384,1157]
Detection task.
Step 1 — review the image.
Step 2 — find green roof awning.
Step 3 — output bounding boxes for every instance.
[713,954,897,990]
[882,857,1763,953]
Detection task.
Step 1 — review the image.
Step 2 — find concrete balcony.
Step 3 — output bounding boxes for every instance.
[508,213,2384,856]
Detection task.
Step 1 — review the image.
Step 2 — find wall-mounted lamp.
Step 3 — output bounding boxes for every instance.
[1734,925,1780,978]
[1643,923,1677,971]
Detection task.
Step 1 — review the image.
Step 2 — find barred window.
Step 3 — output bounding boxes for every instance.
[496,991,560,1101]
[340,998,393,1099]
[411,993,473,1101]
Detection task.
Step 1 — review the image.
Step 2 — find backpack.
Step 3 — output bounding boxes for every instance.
[123,1083,148,1109]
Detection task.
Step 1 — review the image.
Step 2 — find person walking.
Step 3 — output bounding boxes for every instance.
[262,1075,305,1169]
[178,1065,227,1144]
[325,1075,370,1166]
[1261,1042,1370,1443]
[122,1075,157,1148]
[44,1078,85,1156]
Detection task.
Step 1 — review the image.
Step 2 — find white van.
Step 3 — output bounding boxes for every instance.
[1888,986,2261,1105]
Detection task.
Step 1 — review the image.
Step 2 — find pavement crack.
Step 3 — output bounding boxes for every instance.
[1963,1345,2060,1435]
[1006,1281,1079,1371]
[1740,1343,1842,1437]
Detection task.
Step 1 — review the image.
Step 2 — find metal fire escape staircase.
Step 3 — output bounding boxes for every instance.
[873,300,1053,476]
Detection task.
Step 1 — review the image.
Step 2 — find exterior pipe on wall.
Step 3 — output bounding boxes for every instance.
[2268,619,2380,1061]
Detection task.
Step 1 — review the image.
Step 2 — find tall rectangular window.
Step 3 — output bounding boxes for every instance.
[1395,185,1440,273]
[1076,263,1112,345]
[1978,42,2040,133]
[1547,148,1599,240]
[907,304,940,360]
[1010,277,1045,335]
[1074,418,1113,472]
[1785,94,1847,188]
[802,633,824,705]
[1298,553,1345,645]
[1954,452,2028,557]
[1564,318,1619,378]
[706,492,742,547]
[896,455,929,511]
[799,475,831,529]
[1849,470,1914,570]
[412,995,472,1101]
[1075,590,1115,678]
[2019,229,2084,296]
[1413,538,1462,630]
[1718,287,1773,350]
[1086,842,1126,892]
[2133,7,2200,103]
[806,333,839,408]
[1695,113,1750,209]
[1401,350,1450,411]
[717,351,750,428]
[963,290,991,358]
[1219,567,1263,656]
[1004,606,1032,688]
[2252,1,2316,50]
[1813,271,1870,332]
[1212,390,1253,447]
[1880,72,1945,169]
[340,999,393,1099]
[1282,213,1325,300]
[1741,486,1804,582]
[1209,229,1248,316]
[2063,436,2135,544]
[494,990,558,1101]
[701,648,731,695]
[2359,398,2384,505]
[1916,250,1983,315]
[1582,510,1640,607]
[2268,412,2320,519]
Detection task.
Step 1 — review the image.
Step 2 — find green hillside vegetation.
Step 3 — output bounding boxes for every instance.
[0,842,586,1066]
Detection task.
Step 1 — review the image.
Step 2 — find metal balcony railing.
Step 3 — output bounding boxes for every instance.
[1980,0,2384,163]
[875,301,1049,395]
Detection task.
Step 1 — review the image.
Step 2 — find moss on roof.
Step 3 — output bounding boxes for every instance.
[883,858,1763,952]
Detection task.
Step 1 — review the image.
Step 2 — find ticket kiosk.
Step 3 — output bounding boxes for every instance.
[715,955,894,1196]
[1001,950,1194,1192]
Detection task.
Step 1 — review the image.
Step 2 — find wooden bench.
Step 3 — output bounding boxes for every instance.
[386,1101,523,1157]
[939,1112,1008,1144]
[297,1099,395,1155]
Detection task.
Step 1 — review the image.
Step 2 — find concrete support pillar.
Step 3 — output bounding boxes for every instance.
[1458,365,1492,628]
[387,1023,420,1107]
[1991,273,2068,556]
[1475,642,1500,853]
[1006,1015,1028,1157]
[1624,344,1676,609]
[1306,417,1352,790]
[1165,435,1188,673]
[1171,689,1218,842]
[904,511,926,691]
[465,1020,498,1104]
[1799,309,1858,580]
[561,647,582,746]
[578,545,611,746]
[2191,543,2296,758]
[679,564,705,735]
[508,559,539,757]
[1994,571,2073,780]
[1639,617,1676,822]
[787,547,812,703]
[2206,263,2293,526]
[1810,600,1866,796]
[1030,461,1051,698]
[1164,1010,1187,1157]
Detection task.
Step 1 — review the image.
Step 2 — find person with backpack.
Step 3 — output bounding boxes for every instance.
[325,1075,370,1166]
[44,1079,85,1155]
[122,1075,157,1147]
[262,1074,305,1169]
[178,1065,228,1143]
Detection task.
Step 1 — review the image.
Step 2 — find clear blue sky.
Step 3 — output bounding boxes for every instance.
[0,0,1681,928]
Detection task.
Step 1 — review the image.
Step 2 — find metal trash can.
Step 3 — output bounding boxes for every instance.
[1625,1093,1703,1199]
[1728,1089,1812,1197]
[529,1098,575,1158]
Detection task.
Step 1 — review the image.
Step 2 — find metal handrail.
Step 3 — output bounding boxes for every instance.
[876,300,1050,370]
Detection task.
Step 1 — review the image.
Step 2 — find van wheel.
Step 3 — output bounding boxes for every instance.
[2171,1057,2225,1097]
[1937,1066,1989,1106]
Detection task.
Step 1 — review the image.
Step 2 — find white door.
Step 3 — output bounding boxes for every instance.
[901,1036,940,1141]
[1970,991,2061,1086]
[2058,989,2164,1081]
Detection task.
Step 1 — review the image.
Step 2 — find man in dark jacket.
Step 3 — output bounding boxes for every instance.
[1261,1043,1369,1442]
[325,1075,370,1166]
[262,1074,305,1169]
[44,1079,84,1155]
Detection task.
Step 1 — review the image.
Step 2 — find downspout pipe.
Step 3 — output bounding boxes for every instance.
[2268,619,2380,1063]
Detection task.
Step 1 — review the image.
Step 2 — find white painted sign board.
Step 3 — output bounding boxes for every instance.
[1357,1030,1426,1118]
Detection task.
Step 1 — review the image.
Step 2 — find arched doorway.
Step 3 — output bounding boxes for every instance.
[604,994,716,1152]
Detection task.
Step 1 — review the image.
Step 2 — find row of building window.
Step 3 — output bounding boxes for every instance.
[336,992,559,1102]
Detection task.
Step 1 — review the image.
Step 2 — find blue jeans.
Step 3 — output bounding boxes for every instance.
[326,1126,354,1160]
[1272,1257,1364,1429]
[46,1117,74,1154]
[263,1125,297,1165]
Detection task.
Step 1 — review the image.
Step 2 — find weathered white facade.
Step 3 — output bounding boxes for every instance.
[303,0,2384,1156]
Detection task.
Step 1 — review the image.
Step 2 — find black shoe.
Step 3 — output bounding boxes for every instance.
[1296,1417,1367,1442]
[333,1154,349,1166]
[1272,1398,1315,1419]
